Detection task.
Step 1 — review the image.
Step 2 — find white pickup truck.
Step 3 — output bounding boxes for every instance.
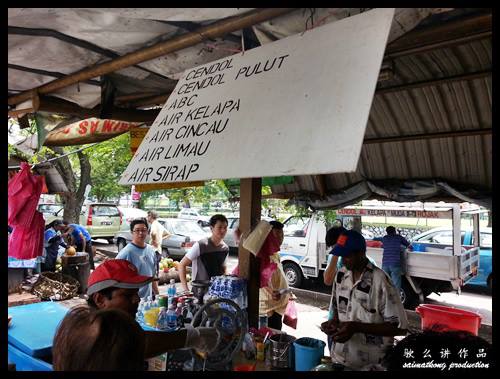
[279,204,481,309]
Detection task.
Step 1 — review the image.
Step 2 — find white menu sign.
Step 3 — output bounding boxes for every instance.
[120,8,395,185]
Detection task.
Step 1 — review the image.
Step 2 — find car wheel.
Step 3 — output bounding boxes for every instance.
[106,238,114,244]
[283,262,303,288]
[488,275,492,292]
[117,238,127,252]
[401,279,419,310]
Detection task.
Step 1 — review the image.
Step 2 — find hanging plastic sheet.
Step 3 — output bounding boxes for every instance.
[8,162,44,227]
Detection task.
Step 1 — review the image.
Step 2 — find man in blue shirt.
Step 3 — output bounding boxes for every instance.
[64,221,95,269]
[381,226,410,291]
[116,218,158,299]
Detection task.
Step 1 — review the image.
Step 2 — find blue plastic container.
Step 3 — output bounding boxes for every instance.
[293,337,326,371]
[412,243,427,252]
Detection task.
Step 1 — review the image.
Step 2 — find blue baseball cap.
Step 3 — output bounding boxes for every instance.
[331,230,366,257]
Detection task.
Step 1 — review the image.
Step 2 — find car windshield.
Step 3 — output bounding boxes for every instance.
[38,204,62,213]
[171,220,205,235]
[93,205,120,217]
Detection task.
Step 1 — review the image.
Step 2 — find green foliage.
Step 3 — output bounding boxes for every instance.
[317,209,339,229]
[85,133,132,202]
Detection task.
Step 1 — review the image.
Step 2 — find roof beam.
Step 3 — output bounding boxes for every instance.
[376,70,491,95]
[32,96,159,123]
[8,26,171,82]
[8,8,297,107]
[364,128,492,145]
[385,12,491,59]
[8,63,101,86]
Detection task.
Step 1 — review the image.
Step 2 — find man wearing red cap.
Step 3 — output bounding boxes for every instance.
[87,259,220,358]
[320,230,408,370]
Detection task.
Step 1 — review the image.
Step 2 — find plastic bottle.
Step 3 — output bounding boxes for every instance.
[167,279,176,306]
[156,307,168,330]
[136,299,145,325]
[166,304,177,331]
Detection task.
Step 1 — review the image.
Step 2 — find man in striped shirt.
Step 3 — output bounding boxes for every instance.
[381,226,410,291]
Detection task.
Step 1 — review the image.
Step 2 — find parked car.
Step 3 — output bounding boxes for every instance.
[114,218,210,259]
[411,226,492,290]
[44,203,122,242]
[37,203,63,219]
[224,216,275,251]
[118,207,148,231]
[177,208,211,226]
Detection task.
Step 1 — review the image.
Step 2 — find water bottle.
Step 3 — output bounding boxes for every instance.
[167,279,176,306]
[143,296,152,313]
[136,299,145,325]
[156,307,168,330]
[259,313,268,329]
[175,302,184,328]
[166,304,177,331]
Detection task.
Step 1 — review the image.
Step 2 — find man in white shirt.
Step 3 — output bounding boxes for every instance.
[178,214,229,292]
[321,230,408,370]
[147,211,171,276]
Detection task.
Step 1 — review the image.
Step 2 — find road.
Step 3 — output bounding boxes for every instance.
[93,240,492,325]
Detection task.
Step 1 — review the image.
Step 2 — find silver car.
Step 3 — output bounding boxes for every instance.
[114,218,209,259]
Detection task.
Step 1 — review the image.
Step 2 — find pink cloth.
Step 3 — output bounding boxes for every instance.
[8,211,45,259]
[8,163,44,227]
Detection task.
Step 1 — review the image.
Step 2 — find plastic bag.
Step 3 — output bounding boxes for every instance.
[283,298,298,329]
[242,220,272,256]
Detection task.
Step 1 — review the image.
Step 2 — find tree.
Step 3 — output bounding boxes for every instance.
[85,133,132,202]
[8,117,90,224]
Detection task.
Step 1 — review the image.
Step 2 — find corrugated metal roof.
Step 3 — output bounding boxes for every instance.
[271,30,492,203]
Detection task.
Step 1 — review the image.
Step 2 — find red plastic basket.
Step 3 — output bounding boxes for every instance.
[415,304,482,336]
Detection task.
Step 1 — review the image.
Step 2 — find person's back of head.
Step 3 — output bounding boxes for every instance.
[386,226,396,235]
[269,220,284,230]
[325,226,347,247]
[53,306,145,371]
[147,210,158,220]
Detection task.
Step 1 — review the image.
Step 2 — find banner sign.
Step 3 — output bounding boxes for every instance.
[120,9,395,186]
[337,207,452,219]
[44,118,142,146]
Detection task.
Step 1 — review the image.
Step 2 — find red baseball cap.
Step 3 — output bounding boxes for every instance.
[87,259,153,296]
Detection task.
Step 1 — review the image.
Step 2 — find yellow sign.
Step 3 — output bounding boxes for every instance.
[130,127,149,153]
[135,181,205,192]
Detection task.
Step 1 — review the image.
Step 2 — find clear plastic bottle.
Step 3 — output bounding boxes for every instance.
[156,306,168,330]
[167,279,176,299]
[166,304,177,331]
[136,299,145,325]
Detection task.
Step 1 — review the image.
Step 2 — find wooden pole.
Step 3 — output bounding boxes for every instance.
[238,178,262,328]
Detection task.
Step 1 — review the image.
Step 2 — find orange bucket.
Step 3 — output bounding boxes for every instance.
[234,363,256,371]
[415,304,482,336]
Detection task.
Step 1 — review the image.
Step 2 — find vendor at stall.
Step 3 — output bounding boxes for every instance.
[259,221,290,330]
[86,259,220,359]
[178,214,229,292]
[43,219,67,272]
[321,230,408,370]
[62,221,95,270]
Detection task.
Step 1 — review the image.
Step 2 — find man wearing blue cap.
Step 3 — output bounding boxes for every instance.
[320,230,408,370]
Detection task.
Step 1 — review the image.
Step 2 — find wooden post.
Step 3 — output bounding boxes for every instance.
[238,178,261,328]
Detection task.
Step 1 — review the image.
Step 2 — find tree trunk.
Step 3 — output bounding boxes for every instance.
[50,148,92,224]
